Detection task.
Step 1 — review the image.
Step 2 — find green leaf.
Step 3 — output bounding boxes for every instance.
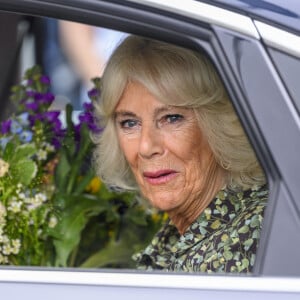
[224,251,233,260]
[10,84,26,103]
[54,151,71,191]
[3,141,15,161]
[75,123,92,162]
[127,209,148,226]
[25,65,41,79]
[13,143,36,161]
[242,258,249,269]
[238,225,249,234]
[243,238,254,251]
[10,159,37,185]
[79,237,135,268]
[53,208,86,267]
[50,196,107,267]
[74,171,94,194]
[79,225,146,268]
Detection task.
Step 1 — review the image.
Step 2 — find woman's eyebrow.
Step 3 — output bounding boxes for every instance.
[114,105,178,119]
[153,105,174,116]
[114,110,137,119]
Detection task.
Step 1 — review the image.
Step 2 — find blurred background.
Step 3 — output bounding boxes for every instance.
[0,12,126,120]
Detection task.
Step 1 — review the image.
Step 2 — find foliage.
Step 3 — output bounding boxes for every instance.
[0,66,165,267]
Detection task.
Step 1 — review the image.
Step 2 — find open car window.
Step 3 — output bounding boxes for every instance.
[0,11,270,273]
[0,0,300,298]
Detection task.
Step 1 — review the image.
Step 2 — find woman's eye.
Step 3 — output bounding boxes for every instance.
[165,114,183,124]
[119,119,138,129]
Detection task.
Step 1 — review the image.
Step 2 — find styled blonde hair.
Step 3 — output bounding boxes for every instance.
[93,35,266,191]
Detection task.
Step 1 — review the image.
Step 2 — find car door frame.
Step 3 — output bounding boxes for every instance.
[0,0,300,297]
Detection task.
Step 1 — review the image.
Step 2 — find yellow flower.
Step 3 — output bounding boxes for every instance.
[0,158,9,177]
[151,212,169,223]
[86,177,102,194]
[162,212,169,222]
[151,213,161,223]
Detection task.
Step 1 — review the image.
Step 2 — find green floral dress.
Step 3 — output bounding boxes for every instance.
[133,185,268,273]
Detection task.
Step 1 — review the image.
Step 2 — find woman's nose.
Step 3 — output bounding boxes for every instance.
[138,124,164,159]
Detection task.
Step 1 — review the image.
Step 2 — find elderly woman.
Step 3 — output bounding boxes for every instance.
[93,35,268,273]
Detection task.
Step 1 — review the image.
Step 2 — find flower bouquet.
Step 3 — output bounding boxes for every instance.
[0,66,165,267]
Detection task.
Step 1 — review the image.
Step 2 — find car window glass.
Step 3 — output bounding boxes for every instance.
[0,13,267,275]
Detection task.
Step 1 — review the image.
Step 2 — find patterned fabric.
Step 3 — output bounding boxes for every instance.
[133,185,268,273]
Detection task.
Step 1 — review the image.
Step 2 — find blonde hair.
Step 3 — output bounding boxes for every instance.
[93,35,266,191]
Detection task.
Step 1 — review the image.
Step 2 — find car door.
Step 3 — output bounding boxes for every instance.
[0,0,300,298]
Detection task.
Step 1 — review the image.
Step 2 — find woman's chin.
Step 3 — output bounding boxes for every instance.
[147,194,178,212]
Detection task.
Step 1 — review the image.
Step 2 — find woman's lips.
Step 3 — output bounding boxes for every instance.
[143,170,178,185]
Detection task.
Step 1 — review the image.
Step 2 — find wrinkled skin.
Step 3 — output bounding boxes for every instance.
[115,81,224,234]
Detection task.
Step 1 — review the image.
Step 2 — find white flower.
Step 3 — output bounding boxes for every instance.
[0,235,9,244]
[11,239,21,254]
[8,201,22,213]
[0,203,6,218]
[35,193,47,203]
[0,203,7,226]
[26,192,47,210]
[0,159,9,177]
[48,216,58,228]
[36,149,47,161]
[42,142,55,153]
[0,253,8,264]
[16,183,23,195]
[2,244,12,255]
[18,192,26,200]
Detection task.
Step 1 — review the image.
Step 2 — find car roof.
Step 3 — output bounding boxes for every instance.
[208,0,300,34]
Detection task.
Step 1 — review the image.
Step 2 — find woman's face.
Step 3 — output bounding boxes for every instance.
[114,81,214,215]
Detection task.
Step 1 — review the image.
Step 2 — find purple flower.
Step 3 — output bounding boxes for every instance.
[44,111,60,122]
[28,114,41,125]
[89,123,102,133]
[34,92,44,101]
[26,90,35,98]
[43,111,62,134]
[51,129,65,149]
[43,92,55,104]
[53,119,62,134]
[78,111,102,134]
[25,101,39,111]
[27,79,33,85]
[77,102,102,133]
[25,91,55,110]
[83,102,93,111]
[88,88,100,99]
[51,137,61,149]
[40,75,50,85]
[32,91,55,106]
[1,119,12,134]
[79,111,93,124]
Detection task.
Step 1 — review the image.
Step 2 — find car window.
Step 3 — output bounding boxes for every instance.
[0,11,269,275]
